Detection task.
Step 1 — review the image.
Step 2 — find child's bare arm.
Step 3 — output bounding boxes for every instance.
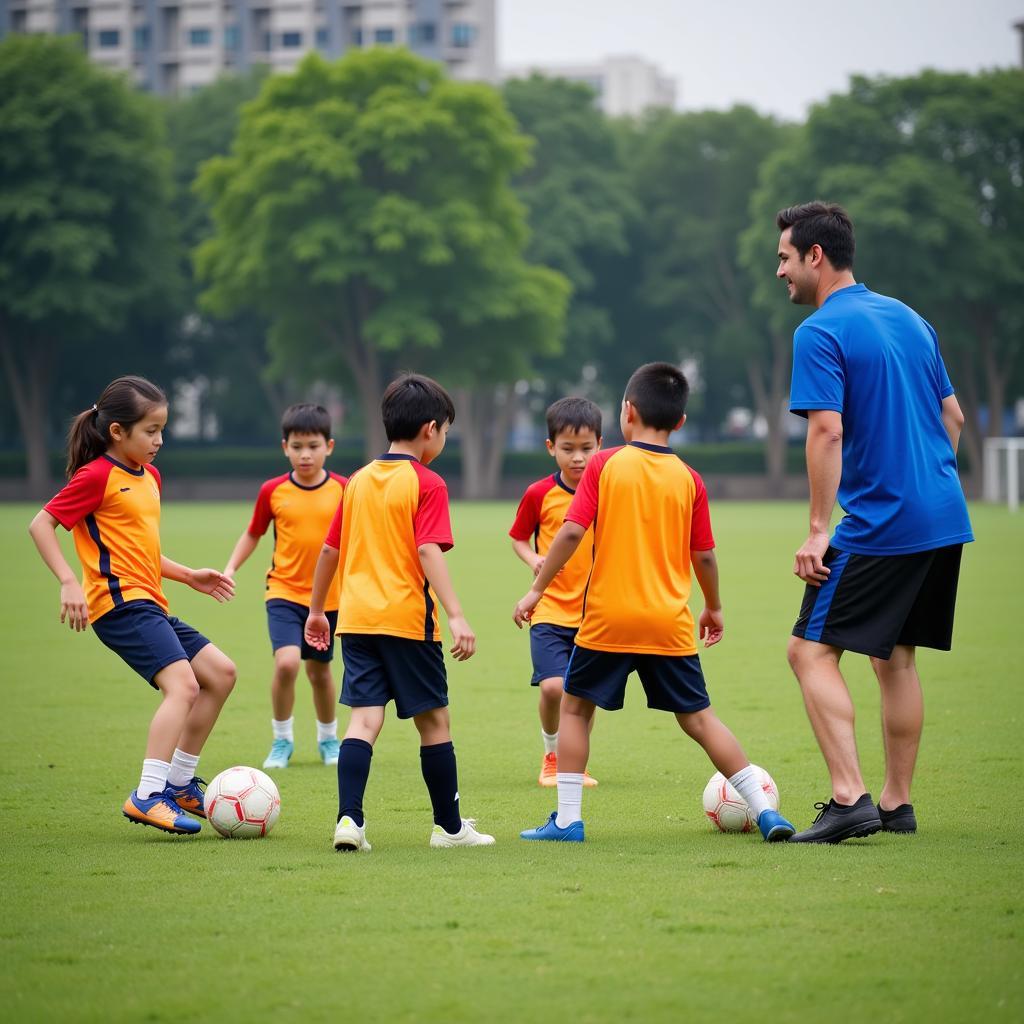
[304,544,340,651]
[160,556,235,603]
[28,509,89,631]
[691,548,724,647]
[511,538,544,576]
[418,542,474,661]
[224,529,260,577]
[512,521,585,627]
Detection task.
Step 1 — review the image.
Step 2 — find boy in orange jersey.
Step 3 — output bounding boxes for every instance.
[305,374,495,852]
[509,397,602,787]
[514,362,796,843]
[224,404,347,769]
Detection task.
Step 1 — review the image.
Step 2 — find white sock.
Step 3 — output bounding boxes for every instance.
[556,772,584,829]
[542,729,558,755]
[317,719,338,743]
[167,748,200,788]
[272,717,294,742]
[729,765,771,818]
[138,758,171,799]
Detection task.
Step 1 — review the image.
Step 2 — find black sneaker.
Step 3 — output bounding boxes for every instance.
[790,793,882,844]
[877,802,917,833]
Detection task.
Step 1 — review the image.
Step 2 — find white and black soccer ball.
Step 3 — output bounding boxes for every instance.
[702,765,779,833]
[204,766,281,839]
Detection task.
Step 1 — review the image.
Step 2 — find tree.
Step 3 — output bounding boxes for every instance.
[0,35,177,494]
[196,48,568,486]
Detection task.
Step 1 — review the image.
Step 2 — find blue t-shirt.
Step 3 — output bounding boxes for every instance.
[790,283,973,556]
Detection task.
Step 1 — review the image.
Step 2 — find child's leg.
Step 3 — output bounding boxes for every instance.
[305,658,339,738]
[556,693,596,827]
[538,677,562,736]
[271,645,301,728]
[413,707,462,834]
[141,659,202,795]
[337,706,384,825]
[174,644,237,755]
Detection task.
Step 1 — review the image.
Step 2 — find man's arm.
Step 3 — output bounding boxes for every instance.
[512,521,586,627]
[941,394,964,455]
[795,409,843,587]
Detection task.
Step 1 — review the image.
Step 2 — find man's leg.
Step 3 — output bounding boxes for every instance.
[872,645,922,811]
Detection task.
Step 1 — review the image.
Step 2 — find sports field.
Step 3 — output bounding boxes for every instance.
[2,500,1021,1023]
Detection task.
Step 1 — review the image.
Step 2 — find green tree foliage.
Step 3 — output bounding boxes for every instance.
[0,35,177,494]
[196,48,569,485]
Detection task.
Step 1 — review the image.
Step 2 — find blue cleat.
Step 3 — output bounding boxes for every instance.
[123,790,201,835]
[757,808,796,843]
[318,738,341,766]
[165,776,207,818]
[520,811,585,843]
[263,738,294,770]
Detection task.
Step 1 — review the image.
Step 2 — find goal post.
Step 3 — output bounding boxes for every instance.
[983,437,1024,513]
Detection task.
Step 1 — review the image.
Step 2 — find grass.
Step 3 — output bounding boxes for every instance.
[1,500,1021,1023]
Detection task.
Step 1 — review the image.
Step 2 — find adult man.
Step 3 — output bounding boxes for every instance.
[776,201,973,843]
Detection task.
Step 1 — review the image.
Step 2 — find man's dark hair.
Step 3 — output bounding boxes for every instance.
[623,362,690,432]
[546,397,602,442]
[381,373,456,442]
[281,403,331,441]
[776,201,855,270]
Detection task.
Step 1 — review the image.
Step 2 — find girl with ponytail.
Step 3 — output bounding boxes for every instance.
[29,375,239,836]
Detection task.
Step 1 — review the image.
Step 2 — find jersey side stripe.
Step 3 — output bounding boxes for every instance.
[85,512,125,607]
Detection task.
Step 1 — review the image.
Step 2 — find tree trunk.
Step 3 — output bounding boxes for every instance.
[455,384,518,499]
[954,351,983,499]
[0,321,53,498]
[746,329,791,498]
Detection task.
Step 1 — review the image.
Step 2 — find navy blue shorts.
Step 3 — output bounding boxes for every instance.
[340,634,448,719]
[564,645,710,714]
[92,600,211,688]
[529,623,578,685]
[266,598,338,662]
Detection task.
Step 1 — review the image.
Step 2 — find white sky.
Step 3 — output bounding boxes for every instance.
[499,0,1024,121]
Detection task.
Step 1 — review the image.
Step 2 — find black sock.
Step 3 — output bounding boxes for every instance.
[337,738,373,827]
[420,741,461,834]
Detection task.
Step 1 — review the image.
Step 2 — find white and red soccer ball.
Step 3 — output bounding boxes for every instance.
[702,765,779,833]
[204,766,281,839]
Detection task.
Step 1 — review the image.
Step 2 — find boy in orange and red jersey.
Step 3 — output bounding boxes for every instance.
[509,397,601,787]
[224,404,347,769]
[514,362,796,843]
[305,373,494,852]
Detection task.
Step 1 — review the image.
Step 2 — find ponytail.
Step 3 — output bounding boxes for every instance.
[66,376,167,478]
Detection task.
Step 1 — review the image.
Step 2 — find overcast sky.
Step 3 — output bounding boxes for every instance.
[499,0,1023,121]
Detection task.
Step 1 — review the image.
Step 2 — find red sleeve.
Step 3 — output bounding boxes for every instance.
[43,459,112,530]
[329,471,349,486]
[412,464,453,551]
[508,479,550,542]
[688,467,715,550]
[565,447,618,529]
[324,496,344,549]
[147,464,162,493]
[247,477,284,537]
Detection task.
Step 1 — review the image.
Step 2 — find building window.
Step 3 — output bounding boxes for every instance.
[188,27,212,45]
[315,26,329,48]
[408,22,436,44]
[224,24,240,50]
[450,22,475,48]
[259,30,272,51]
[281,30,302,47]
[97,28,120,47]
[133,25,150,49]
[352,27,363,45]
[373,27,394,44]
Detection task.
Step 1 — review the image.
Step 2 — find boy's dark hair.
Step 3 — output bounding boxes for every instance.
[281,403,331,441]
[776,201,855,271]
[546,397,602,441]
[66,375,167,479]
[624,362,690,432]
[381,373,456,442]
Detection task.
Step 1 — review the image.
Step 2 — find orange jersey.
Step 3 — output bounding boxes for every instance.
[325,455,453,642]
[565,443,715,655]
[248,471,347,611]
[43,455,167,622]
[509,474,593,628]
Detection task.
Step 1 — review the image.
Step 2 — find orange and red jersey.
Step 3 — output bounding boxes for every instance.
[248,471,347,611]
[43,455,167,622]
[509,473,594,629]
[325,454,453,642]
[565,442,715,656]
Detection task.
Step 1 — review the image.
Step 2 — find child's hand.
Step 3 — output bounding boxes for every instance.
[448,615,476,661]
[304,612,331,651]
[513,589,542,629]
[189,568,235,603]
[60,581,89,631]
[532,556,545,577]
[699,607,724,648]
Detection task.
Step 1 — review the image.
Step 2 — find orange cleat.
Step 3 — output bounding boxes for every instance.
[539,752,558,786]
[122,790,201,834]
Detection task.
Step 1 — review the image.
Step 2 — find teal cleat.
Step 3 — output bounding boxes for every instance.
[318,738,341,766]
[520,811,585,842]
[262,738,294,770]
[757,808,796,842]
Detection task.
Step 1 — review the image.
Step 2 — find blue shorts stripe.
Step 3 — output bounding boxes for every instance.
[804,550,851,642]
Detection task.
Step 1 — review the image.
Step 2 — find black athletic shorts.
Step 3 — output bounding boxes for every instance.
[792,544,963,660]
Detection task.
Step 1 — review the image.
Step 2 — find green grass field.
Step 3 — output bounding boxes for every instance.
[2,501,1022,1023]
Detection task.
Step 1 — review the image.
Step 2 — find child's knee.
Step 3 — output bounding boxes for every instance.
[274,648,301,679]
[539,677,563,703]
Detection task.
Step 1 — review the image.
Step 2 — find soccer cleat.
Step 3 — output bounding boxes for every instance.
[165,776,207,818]
[790,794,883,844]
[429,818,496,848]
[333,815,371,852]
[520,811,585,843]
[539,752,558,787]
[583,770,598,788]
[123,790,201,835]
[756,808,795,842]
[878,802,917,834]
[262,738,294,770]
[318,738,341,766]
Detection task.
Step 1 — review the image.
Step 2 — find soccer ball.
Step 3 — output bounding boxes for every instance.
[204,766,281,839]
[702,765,779,833]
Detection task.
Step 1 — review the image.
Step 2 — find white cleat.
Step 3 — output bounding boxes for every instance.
[333,815,371,852]
[429,818,496,848]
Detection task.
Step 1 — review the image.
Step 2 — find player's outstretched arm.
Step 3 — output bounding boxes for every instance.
[224,529,260,578]
[418,542,475,661]
[691,548,724,648]
[513,521,585,627]
[28,509,90,631]
[511,538,545,577]
[160,556,236,603]
[304,543,340,651]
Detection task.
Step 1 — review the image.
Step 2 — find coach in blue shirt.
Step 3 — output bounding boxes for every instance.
[777,201,973,844]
